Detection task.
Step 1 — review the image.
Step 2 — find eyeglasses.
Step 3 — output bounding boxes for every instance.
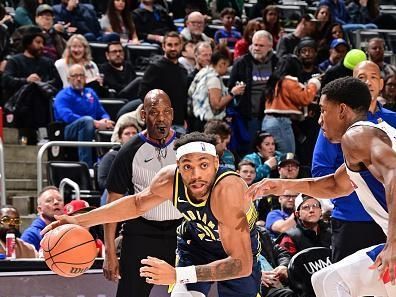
[281,164,299,169]
[0,216,21,226]
[189,21,204,26]
[386,83,396,88]
[300,203,321,211]
[69,73,85,78]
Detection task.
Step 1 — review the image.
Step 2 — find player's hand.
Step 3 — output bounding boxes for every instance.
[245,179,286,201]
[140,256,176,285]
[369,242,396,285]
[103,251,120,282]
[40,214,78,236]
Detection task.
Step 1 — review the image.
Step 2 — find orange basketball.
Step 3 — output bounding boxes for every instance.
[41,224,97,277]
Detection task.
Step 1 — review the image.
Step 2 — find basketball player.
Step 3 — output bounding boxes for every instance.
[246,77,396,297]
[42,132,261,297]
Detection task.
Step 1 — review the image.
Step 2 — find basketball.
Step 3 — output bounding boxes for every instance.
[41,224,97,277]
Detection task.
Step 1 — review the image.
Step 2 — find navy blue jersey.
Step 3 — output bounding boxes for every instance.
[172,166,261,263]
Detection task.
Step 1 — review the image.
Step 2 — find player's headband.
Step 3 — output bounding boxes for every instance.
[176,142,217,160]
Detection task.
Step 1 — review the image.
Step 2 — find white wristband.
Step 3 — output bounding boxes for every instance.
[175,266,198,284]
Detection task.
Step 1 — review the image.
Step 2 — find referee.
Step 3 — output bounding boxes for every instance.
[103,89,182,297]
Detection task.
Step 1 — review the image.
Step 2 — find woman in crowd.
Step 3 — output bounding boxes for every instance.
[98,105,143,205]
[262,5,283,49]
[262,54,320,154]
[55,34,103,93]
[315,5,332,40]
[189,46,245,131]
[101,0,139,44]
[242,131,282,182]
[382,73,396,110]
[234,19,263,60]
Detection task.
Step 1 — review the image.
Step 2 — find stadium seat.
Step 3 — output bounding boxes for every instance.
[100,98,128,121]
[288,247,332,297]
[47,161,101,206]
[89,42,108,65]
[126,44,163,72]
[95,130,114,158]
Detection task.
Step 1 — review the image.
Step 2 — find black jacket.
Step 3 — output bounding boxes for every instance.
[228,52,278,119]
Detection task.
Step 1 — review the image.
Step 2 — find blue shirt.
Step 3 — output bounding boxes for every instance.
[54,87,109,123]
[214,28,241,49]
[312,104,396,221]
[266,209,292,239]
[21,217,46,251]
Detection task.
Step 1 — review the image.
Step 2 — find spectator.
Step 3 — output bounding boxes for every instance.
[180,11,212,44]
[0,205,37,258]
[53,0,119,42]
[366,37,396,79]
[259,227,296,297]
[214,8,241,49]
[15,0,41,27]
[211,0,243,18]
[21,186,64,251]
[188,46,239,131]
[346,0,379,25]
[315,5,332,41]
[318,38,348,72]
[312,60,392,262]
[203,119,235,170]
[2,25,62,144]
[276,14,318,58]
[101,0,139,44]
[296,37,320,82]
[319,0,350,25]
[35,4,66,61]
[178,39,196,75]
[63,200,104,257]
[103,89,182,297]
[243,131,282,182]
[132,0,176,44]
[229,30,278,153]
[321,48,366,88]
[55,34,104,95]
[139,32,188,133]
[187,41,212,87]
[278,153,300,179]
[382,73,396,110]
[262,5,283,49]
[99,41,140,99]
[262,54,320,154]
[265,190,298,239]
[233,19,263,60]
[53,64,114,168]
[277,194,331,256]
[97,106,142,204]
[237,159,256,186]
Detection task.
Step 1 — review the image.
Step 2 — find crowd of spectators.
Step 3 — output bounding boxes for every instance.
[1,0,396,296]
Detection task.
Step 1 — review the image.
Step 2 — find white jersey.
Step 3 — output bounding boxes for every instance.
[345,120,396,235]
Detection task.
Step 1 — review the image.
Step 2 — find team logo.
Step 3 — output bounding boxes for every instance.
[200,142,206,151]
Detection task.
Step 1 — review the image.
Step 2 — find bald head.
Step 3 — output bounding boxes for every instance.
[187,11,205,35]
[353,60,384,104]
[68,64,85,76]
[143,89,171,109]
[68,64,86,90]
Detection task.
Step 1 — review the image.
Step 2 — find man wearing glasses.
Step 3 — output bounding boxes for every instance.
[1,205,37,258]
[277,194,331,256]
[180,11,212,45]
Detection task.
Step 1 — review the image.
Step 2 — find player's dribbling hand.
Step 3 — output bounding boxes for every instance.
[245,179,286,201]
[369,242,396,285]
[103,252,120,282]
[40,215,79,236]
[140,256,176,285]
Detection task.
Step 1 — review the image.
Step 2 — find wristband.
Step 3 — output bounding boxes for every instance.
[175,266,198,284]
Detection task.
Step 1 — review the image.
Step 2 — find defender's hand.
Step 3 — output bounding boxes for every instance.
[103,251,120,282]
[40,214,78,236]
[140,256,176,285]
[370,242,396,285]
[246,179,286,201]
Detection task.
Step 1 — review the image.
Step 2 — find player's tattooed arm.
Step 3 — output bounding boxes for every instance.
[195,259,243,281]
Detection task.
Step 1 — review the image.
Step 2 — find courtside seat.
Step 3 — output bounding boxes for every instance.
[288,247,332,297]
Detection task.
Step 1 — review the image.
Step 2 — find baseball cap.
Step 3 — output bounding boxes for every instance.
[36,4,53,16]
[343,49,367,70]
[295,194,321,211]
[278,153,300,167]
[330,38,348,49]
[63,200,96,215]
